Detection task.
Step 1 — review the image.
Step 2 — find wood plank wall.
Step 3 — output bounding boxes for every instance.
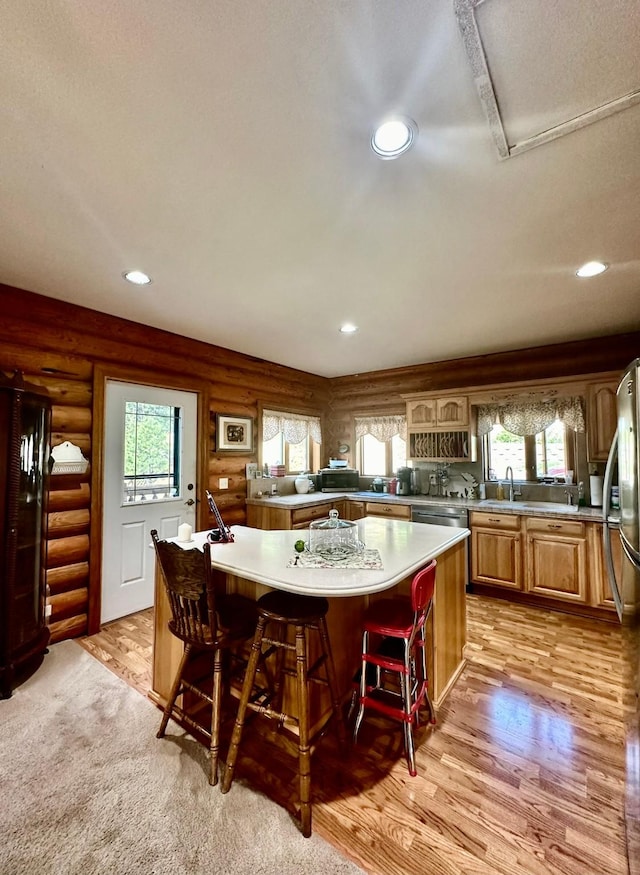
[1,282,638,643]
[0,284,328,643]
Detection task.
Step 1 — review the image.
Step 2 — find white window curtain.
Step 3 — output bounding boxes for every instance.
[262,410,322,445]
[475,396,585,437]
[355,414,407,442]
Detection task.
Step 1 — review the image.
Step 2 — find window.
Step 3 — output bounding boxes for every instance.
[485,419,574,482]
[355,415,407,476]
[261,410,321,474]
[123,402,181,503]
[358,432,406,476]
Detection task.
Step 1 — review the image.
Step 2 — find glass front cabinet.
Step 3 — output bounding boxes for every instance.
[0,371,51,698]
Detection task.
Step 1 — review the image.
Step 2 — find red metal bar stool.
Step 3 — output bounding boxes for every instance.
[220,589,346,837]
[353,559,437,776]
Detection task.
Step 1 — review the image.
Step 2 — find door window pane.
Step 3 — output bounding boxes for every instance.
[123,402,181,503]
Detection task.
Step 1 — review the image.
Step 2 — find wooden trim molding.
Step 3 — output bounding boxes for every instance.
[89,363,210,634]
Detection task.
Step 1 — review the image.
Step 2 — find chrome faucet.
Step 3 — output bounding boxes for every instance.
[564,489,574,506]
[505,466,521,502]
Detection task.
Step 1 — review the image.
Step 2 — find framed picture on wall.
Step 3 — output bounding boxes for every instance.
[216,414,254,452]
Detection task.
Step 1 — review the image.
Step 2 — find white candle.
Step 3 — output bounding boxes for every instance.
[178,522,193,542]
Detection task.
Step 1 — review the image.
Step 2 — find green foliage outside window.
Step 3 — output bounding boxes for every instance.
[123,402,180,502]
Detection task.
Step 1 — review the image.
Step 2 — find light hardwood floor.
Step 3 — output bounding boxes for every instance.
[76,596,628,875]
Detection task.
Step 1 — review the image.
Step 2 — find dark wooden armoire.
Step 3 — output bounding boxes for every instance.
[0,371,51,698]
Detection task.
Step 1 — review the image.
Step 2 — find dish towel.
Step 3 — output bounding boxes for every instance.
[287,548,383,569]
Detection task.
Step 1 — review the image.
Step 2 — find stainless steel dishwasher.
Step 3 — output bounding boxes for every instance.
[411,505,469,528]
[411,504,471,590]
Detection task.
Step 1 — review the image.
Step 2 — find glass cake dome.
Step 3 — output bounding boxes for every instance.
[308,509,364,559]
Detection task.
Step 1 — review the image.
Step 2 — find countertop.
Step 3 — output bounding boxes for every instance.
[184,519,469,597]
[246,490,606,522]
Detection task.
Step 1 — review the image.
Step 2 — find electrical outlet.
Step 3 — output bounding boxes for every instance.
[219,477,229,489]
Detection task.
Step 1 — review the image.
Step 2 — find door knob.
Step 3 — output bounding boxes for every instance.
[184,498,195,506]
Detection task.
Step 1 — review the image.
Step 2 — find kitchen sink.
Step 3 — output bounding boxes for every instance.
[512,501,563,508]
[479,499,578,512]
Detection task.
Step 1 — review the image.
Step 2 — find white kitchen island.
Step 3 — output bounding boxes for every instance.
[151,517,470,726]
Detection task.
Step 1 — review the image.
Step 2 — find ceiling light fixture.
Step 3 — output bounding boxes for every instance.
[371,117,417,159]
[123,270,152,285]
[340,323,358,334]
[576,261,608,278]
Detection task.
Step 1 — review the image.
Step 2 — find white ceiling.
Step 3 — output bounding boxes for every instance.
[2,0,640,378]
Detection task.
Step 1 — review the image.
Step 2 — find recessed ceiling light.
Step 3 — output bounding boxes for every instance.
[576,261,608,278]
[371,117,417,159]
[340,323,358,334]
[123,270,152,285]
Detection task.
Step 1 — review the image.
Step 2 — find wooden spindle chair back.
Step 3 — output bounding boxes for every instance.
[151,530,217,646]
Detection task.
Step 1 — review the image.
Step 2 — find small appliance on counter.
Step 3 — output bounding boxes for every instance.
[396,467,412,495]
[319,467,359,492]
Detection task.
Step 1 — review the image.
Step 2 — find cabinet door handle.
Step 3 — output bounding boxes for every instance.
[547,523,562,529]
[488,517,501,522]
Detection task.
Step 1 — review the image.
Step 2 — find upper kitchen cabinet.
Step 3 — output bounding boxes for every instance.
[407,396,469,429]
[403,393,475,462]
[586,379,618,461]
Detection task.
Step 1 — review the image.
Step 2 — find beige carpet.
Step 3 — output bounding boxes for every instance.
[1,641,364,875]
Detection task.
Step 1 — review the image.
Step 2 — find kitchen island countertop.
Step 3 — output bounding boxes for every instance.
[183,517,469,597]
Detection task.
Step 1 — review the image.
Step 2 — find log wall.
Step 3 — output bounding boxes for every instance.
[0,283,328,641]
[325,334,640,464]
[1,282,638,642]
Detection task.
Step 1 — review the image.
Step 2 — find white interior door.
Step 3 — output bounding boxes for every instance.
[101,381,198,623]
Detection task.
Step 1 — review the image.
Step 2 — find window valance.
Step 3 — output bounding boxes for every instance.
[355,415,407,442]
[262,410,322,445]
[476,396,585,437]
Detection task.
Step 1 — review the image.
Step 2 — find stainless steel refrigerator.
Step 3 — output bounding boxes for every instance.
[604,358,640,874]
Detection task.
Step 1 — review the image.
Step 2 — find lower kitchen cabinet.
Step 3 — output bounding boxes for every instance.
[291,499,345,530]
[364,502,412,520]
[589,522,622,612]
[247,498,345,530]
[524,517,588,604]
[470,511,618,617]
[345,501,365,521]
[470,511,522,590]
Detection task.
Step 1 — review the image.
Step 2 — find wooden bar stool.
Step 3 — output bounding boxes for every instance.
[353,559,437,776]
[220,589,346,837]
[151,530,257,786]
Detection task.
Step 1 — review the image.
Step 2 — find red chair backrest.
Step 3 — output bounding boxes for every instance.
[411,559,437,614]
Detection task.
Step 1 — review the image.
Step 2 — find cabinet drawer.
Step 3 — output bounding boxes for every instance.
[525,517,585,537]
[470,511,520,531]
[291,502,334,526]
[365,502,411,520]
